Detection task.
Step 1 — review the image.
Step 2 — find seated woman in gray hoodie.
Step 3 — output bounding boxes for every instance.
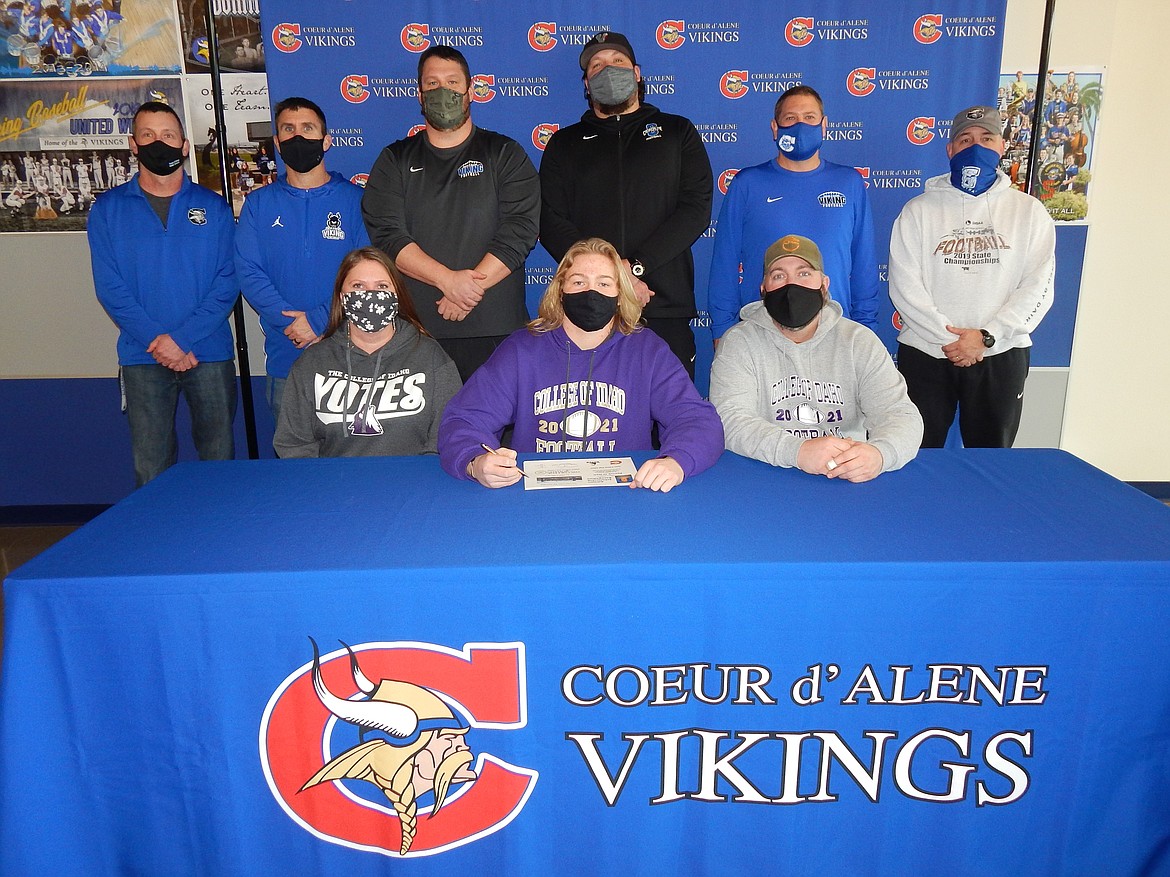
[274,247,461,457]
[709,234,923,483]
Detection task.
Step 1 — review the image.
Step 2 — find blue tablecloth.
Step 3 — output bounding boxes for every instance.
[3,450,1169,875]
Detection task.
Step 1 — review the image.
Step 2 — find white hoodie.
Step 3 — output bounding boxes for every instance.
[710,300,923,472]
[889,170,1055,358]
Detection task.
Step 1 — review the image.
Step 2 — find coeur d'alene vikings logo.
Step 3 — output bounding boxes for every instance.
[261,640,536,858]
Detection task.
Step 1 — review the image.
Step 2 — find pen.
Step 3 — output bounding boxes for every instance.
[481,443,529,478]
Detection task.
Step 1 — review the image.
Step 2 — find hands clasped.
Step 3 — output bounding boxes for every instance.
[797,436,884,483]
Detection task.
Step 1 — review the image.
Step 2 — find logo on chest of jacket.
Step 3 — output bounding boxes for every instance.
[817,191,847,208]
[187,208,207,225]
[458,160,484,179]
[642,122,663,141]
[322,211,346,240]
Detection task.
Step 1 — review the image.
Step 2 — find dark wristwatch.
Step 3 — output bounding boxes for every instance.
[630,259,646,278]
[979,329,995,348]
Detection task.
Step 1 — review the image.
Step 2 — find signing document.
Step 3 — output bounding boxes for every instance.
[522,456,638,490]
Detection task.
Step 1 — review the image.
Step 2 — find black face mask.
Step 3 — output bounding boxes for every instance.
[278,135,325,174]
[135,139,185,176]
[763,284,824,330]
[562,290,618,332]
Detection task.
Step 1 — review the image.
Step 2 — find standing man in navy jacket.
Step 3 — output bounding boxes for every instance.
[88,101,237,486]
[539,31,713,379]
[235,96,369,424]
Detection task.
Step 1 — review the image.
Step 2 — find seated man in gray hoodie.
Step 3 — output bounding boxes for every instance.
[709,234,922,482]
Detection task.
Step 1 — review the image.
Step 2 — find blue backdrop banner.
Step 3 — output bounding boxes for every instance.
[260,2,1009,389]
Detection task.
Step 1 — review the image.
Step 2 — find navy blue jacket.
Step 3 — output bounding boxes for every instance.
[235,172,369,379]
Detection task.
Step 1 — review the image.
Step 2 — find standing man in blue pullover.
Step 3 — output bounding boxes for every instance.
[88,101,237,487]
[707,85,878,343]
[235,97,370,424]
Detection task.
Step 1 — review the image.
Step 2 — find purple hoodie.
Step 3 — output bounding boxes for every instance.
[439,325,723,480]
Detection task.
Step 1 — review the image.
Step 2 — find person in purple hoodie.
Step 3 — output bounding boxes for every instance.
[439,237,723,491]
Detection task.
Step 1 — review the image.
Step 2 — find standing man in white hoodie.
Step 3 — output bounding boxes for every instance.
[889,105,1055,448]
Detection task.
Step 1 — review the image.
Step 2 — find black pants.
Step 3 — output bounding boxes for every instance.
[437,335,509,384]
[642,316,697,381]
[897,344,1030,448]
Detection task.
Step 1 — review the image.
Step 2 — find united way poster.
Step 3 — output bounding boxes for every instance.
[0,75,183,232]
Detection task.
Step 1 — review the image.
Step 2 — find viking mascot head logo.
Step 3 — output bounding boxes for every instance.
[300,640,478,855]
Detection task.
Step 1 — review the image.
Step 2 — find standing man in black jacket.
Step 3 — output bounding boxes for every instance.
[539,32,713,378]
[363,45,540,382]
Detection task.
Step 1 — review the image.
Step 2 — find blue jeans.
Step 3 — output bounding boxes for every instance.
[266,375,287,427]
[122,360,237,487]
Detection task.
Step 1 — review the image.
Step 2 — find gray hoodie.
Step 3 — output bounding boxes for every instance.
[275,320,461,458]
[709,299,923,472]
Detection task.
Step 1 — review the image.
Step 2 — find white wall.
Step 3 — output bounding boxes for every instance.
[1004,0,1170,481]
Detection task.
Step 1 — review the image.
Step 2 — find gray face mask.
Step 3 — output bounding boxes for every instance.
[421,86,469,130]
[588,66,637,107]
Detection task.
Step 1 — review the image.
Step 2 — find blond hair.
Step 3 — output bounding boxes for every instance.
[529,238,643,336]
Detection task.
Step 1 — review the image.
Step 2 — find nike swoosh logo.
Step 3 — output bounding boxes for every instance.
[1017,392,1024,399]
[582,134,599,140]
[409,166,424,173]
[766,196,783,203]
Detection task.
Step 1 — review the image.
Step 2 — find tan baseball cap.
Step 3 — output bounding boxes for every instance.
[763,234,823,273]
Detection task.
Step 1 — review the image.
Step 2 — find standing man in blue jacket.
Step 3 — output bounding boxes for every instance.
[707,85,878,343]
[539,31,713,379]
[235,96,369,424]
[88,101,237,487]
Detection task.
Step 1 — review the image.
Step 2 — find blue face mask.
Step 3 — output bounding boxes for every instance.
[949,143,1000,195]
[775,121,823,162]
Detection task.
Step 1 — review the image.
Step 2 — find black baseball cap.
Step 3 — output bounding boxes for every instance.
[579,31,637,71]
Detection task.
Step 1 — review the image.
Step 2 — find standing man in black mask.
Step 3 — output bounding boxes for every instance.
[88,101,238,486]
[362,45,540,382]
[539,31,713,379]
[235,96,370,425]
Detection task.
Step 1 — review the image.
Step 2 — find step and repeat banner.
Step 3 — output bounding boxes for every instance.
[260,1,1010,378]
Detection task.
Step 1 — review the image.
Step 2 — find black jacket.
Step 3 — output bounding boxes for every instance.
[363,127,540,339]
[539,104,713,319]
